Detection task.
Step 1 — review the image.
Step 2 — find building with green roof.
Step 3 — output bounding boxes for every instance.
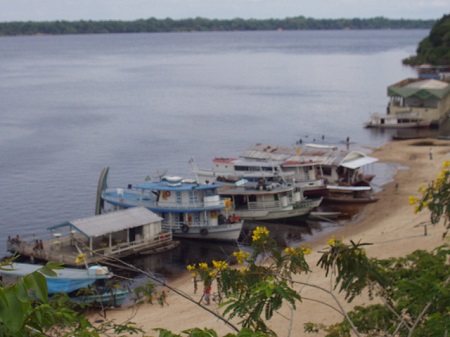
[387,78,450,126]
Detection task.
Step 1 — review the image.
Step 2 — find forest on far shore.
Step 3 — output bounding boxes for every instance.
[403,14,450,65]
[0,16,435,36]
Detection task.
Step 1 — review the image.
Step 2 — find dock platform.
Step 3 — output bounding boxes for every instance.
[7,233,179,268]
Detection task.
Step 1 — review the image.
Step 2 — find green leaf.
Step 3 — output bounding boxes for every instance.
[0,288,26,332]
[22,271,48,302]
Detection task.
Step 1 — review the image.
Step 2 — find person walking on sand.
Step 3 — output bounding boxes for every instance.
[204,284,212,305]
[429,147,433,160]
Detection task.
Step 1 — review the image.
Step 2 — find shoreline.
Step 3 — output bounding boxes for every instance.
[96,138,450,335]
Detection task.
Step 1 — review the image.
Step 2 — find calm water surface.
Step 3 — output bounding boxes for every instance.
[0,30,433,272]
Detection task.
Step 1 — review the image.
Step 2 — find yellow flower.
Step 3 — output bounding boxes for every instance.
[408,196,419,205]
[285,245,311,256]
[419,184,427,194]
[436,170,446,184]
[252,226,270,242]
[301,245,312,255]
[186,264,196,271]
[212,260,228,270]
[209,271,216,278]
[198,262,209,270]
[327,235,336,246]
[233,251,250,264]
[284,247,298,256]
[75,253,86,264]
[443,160,450,169]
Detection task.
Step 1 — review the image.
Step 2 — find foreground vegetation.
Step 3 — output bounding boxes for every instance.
[403,14,450,65]
[0,16,435,36]
[1,160,449,336]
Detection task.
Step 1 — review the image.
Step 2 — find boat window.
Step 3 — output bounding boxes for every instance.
[176,191,182,204]
[235,165,250,172]
[322,166,332,176]
[189,191,199,204]
[194,213,200,224]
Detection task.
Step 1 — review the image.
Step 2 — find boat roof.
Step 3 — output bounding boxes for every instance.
[340,153,378,169]
[135,180,222,191]
[0,262,110,280]
[213,157,284,168]
[241,143,378,168]
[48,207,162,239]
[327,185,372,191]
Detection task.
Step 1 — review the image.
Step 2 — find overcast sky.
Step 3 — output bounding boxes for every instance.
[0,0,448,22]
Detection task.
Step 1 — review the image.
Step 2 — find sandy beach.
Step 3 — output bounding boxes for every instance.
[95,138,450,336]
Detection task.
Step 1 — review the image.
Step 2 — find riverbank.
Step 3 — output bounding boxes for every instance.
[94,138,450,336]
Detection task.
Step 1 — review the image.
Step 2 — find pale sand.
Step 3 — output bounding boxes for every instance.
[95,139,450,336]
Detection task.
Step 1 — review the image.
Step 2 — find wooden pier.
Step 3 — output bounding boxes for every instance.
[7,207,179,268]
[7,233,179,267]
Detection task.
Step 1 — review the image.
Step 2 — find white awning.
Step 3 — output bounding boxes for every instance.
[340,156,378,169]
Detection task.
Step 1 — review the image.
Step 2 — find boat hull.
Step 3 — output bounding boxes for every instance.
[324,185,378,204]
[71,289,130,307]
[365,122,431,129]
[165,222,243,241]
[234,197,322,221]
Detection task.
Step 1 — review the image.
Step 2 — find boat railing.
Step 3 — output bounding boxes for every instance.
[246,200,281,210]
[102,231,173,257]
[104,189,223,210]
[163,220,210,230]
[6,230,175,267]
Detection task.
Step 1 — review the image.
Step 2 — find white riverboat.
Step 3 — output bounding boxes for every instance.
[218,180,323,221]
[191,143,378,201]
[364,112,432,129]
[100,171,243,242]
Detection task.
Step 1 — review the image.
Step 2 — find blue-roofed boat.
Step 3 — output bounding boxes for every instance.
[0,263,130,307]
[99,171,243,242]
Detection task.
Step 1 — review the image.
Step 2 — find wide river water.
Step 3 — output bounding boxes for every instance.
[0,29,437,275]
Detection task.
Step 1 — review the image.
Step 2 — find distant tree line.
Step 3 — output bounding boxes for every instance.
[0,16,436,36]
[403,14,450,65]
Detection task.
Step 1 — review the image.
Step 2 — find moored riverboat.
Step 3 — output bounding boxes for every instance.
[364,112,432,129]
[100,170,243,242]
[0,262,130,307]
[218,179,323,221]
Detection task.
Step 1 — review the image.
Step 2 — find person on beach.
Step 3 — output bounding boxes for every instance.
[204,284,212,305]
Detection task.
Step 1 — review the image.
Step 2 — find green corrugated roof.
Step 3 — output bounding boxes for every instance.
[388,78,450,99]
